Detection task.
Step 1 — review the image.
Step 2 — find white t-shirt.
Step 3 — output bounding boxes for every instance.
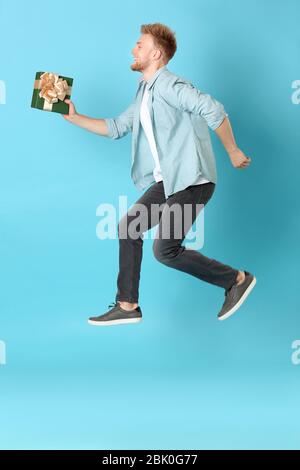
[139,83,211,186]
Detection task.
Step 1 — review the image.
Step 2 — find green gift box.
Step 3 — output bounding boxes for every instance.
[31,71,73,114]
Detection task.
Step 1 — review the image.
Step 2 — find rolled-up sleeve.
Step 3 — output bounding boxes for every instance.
[159,78,228,130]
[104,101,135,139]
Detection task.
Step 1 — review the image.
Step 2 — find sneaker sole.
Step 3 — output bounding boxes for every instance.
[88,317,142,326]
[218,276,257,321]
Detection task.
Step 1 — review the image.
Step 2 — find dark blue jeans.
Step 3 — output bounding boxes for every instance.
[116,181,239,303]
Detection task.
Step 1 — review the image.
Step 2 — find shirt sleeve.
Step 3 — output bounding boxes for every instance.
[158,77,228,130]
[104,101,135,139]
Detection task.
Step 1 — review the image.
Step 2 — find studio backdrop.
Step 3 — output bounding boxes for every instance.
[0,0,299,450]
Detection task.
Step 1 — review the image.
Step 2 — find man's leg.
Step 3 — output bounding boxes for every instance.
[116,181,166,309]
[152,182,240,290]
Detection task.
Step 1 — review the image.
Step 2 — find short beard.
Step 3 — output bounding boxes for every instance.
[130,60,143,72]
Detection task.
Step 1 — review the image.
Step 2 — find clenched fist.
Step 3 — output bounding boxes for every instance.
[229,148,251,169]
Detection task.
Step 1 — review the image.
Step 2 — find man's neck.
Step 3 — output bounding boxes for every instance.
[142,63,166,82]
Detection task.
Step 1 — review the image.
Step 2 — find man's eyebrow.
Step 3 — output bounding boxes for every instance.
[137,41,142,44]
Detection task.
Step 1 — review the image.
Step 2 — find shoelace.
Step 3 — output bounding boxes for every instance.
[225,280,238,297]
[108,302,117,308]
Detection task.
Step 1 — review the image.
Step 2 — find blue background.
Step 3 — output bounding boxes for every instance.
[0,0,299,450]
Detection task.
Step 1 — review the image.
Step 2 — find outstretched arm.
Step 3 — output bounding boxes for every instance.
[62,99,135,139]
[214,116,251,169]
[63,100,109,136]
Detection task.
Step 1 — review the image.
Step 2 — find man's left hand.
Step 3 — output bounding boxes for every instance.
[229,148,252,169]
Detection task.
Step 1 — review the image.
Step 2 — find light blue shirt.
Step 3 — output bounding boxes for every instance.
[105,65,228,198]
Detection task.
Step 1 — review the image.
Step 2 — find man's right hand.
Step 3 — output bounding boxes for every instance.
[62,99,77,121]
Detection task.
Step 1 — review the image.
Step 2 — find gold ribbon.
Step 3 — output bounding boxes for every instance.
[38,72,70,104]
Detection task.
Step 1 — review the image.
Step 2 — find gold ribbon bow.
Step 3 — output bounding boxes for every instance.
[39,72,69,104]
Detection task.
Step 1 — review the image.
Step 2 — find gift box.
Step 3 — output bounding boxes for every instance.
[31,72,73,114]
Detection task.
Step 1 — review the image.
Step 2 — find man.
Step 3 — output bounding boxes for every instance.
[63,23,256,326]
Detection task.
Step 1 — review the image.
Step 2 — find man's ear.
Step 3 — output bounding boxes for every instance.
[154,49,162,61]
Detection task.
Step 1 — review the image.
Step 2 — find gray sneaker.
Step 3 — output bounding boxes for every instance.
[218,271,257,321]
[88,302,142,326]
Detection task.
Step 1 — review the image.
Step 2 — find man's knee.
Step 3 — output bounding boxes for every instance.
[152,239,180,264]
